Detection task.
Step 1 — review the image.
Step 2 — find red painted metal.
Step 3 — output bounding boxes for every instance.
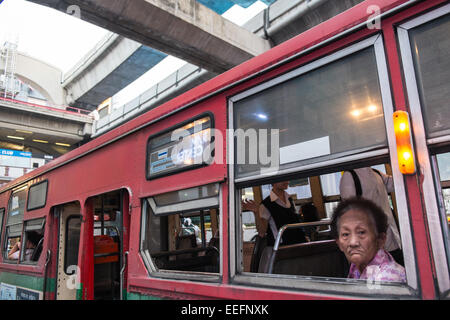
[379,0,449,299]
[79,199,94,300]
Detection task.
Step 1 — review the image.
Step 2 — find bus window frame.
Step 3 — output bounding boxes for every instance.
[64,215,82,275]
[0,208,3,233]
[397,3,450,297]
[0,208,4,262]
[148,183,220,216]
[20,217,45,265]
[145,112,215,181]
[140,183,223,283]
[228,34,417,297]
[26,180,49,211]
[3,185,28,263]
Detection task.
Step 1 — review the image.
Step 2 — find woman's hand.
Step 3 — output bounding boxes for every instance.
[242,199,259,213]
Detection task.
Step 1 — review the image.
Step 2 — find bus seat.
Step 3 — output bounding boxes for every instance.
[208,236,219,250]
[31,237,44,262]
[270,240,348,278]
[206,237,220,272]
[176,234,197,260]
[250,235,267,273]
[94,235,119,264]
[152,247,218,272]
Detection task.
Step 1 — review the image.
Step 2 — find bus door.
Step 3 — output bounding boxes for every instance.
[55,202,81,300]
[91,190,129,300]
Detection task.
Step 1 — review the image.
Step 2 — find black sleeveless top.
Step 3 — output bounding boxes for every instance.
[261,195,307,246]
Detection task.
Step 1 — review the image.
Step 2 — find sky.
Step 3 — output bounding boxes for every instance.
[0,0,108,72]
[0,0,267,110]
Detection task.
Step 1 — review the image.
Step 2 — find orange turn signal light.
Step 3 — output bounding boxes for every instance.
[393,111,415,174]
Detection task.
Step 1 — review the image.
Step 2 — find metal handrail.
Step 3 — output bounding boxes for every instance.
[267,220,331,274]
[42,250,51,300]
[151,246,219,258]
[119,251,128,300]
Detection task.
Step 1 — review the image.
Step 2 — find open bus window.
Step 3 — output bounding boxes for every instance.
[230,34,413,289]
[237,163,406,283]
[20,218,45,263]
[3,185,27,261]
[435,152,450,230]
[141,184,220,277]
[5,236,21,260]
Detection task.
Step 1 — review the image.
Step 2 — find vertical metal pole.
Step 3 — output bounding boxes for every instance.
[101,195,105,236]
[200,210,206,247]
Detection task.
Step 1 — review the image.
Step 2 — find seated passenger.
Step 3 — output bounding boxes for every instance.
[8,231,41,261]
[331,198,406,283]
[340,167,403,265]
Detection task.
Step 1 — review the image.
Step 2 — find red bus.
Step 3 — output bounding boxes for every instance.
[0,0,449,300]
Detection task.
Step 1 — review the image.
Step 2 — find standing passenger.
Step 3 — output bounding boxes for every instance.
[257,181,307,272]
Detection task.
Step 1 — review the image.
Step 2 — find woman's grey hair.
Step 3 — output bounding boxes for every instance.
[331,197,388,239]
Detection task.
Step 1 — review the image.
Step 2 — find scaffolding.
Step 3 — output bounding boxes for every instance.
[0,41,19,99]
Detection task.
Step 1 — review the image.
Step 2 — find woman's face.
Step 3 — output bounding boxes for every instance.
[336,209,384,272]
[272,181,289,190]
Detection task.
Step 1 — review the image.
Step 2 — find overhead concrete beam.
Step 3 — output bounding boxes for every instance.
[26,0,271,73]
[244,0,365,45]
[93,63,216,137]
[62,32,166,109]
[0,99,93,142]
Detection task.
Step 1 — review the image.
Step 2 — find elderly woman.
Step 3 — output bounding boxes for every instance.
[331,198,406,282]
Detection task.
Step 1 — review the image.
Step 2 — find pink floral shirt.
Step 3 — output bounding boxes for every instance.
[348,249,406,283]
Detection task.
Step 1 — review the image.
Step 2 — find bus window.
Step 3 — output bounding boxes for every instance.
[237,163,405,280]
[320,172,341,218]
[407,14,450,139]
[65,216,81,274]
[435,152,450,231]
[27,180,48,211]
[230,35,413,292]
[141,184,220,278]
[3,185,27,261]
[20,218,45,263]
[232,45,386,180]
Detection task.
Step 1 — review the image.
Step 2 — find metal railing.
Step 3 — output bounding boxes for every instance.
[267,220,331,274]
[0,96,93,118]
